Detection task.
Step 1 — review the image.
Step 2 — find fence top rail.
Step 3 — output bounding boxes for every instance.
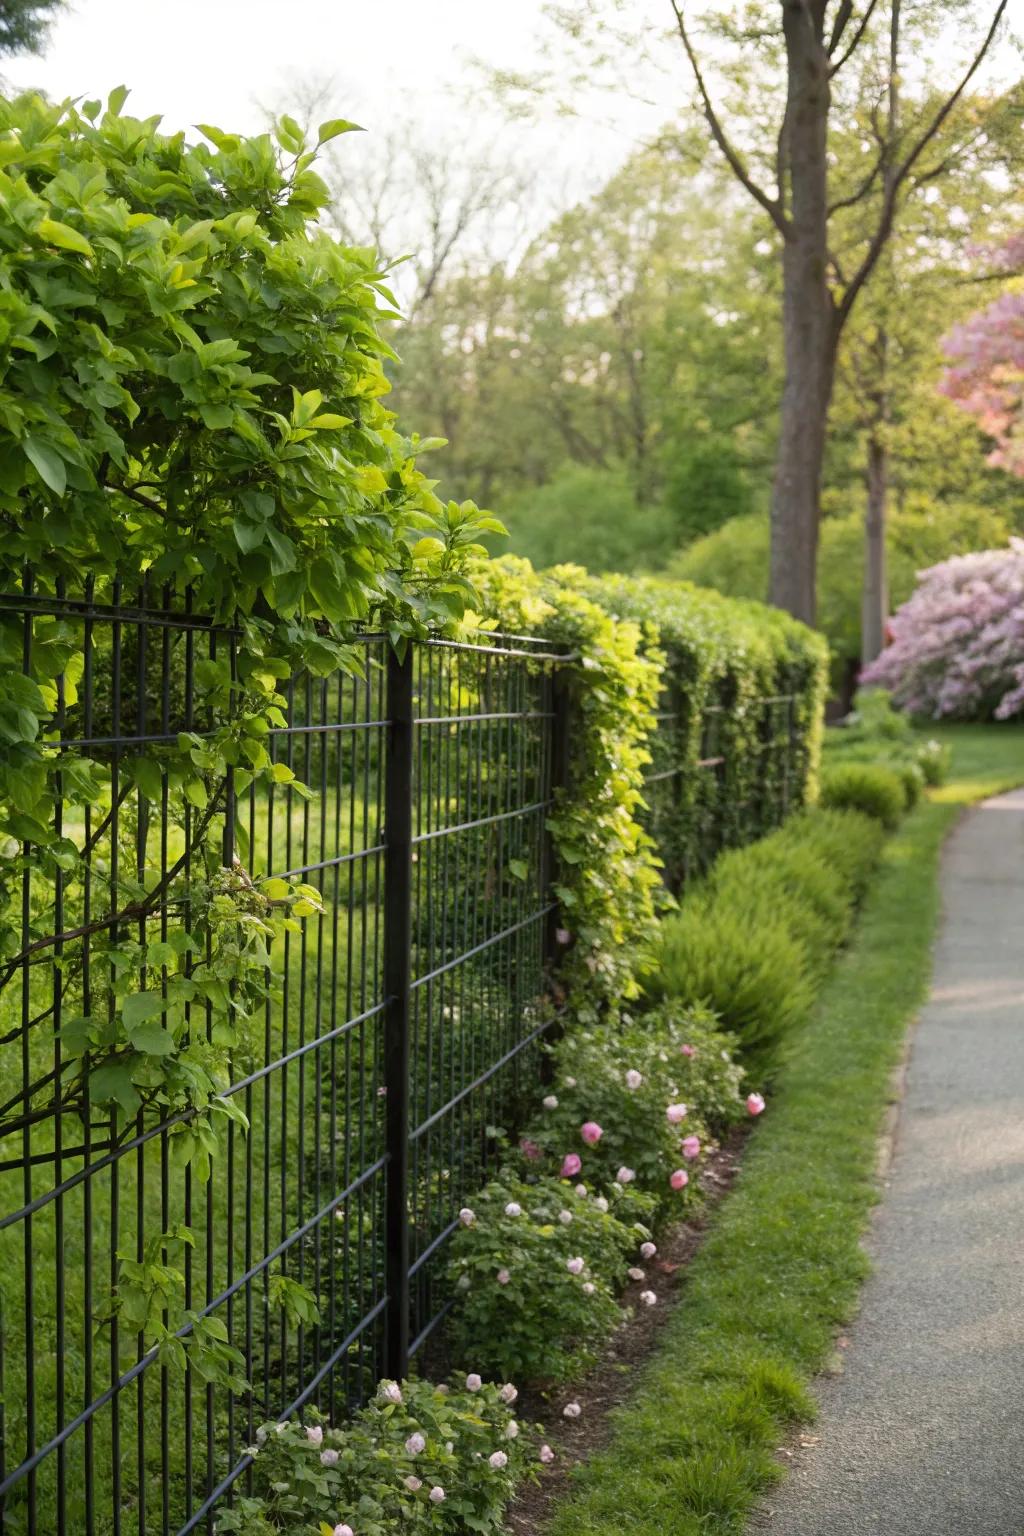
[0,590,579,665]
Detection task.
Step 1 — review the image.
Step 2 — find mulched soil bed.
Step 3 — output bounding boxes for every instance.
[503,1126,748,1535]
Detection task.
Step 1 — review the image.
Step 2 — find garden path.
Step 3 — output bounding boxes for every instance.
[755,787,1024,1536]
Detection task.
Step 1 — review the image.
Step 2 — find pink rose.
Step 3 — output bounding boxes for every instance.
[499,1383,518,1404]
[747,1092,766,1116]
[560,1152,582,1178]
[489,1450,509,1469]
[681,1043,696,1058]
[580,1121,603,1146]
[429,1486,445,1504]
[305,1425,323,1446]
[624,1069,643,1090]
[539,1443,555,1463]
[497,1268,511,1285]
[670,1168,689,1191]
[465,1373,482,1391]
[681,1135,701,1160]
[321,1449,339,1467]
[334,1527,354,1536]
[519,1137,542,1161]
[405,1432,425,1455]
[566,1256,585,1275]
[640,1241,657,1259]
[405,1475,422,1491]
[666,1103,687,1124]
[616,1166,635,1184]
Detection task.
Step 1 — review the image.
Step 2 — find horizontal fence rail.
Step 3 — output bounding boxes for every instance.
[0,578,802,1534]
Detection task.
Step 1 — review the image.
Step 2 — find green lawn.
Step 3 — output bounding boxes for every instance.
[546,723,1024,1536]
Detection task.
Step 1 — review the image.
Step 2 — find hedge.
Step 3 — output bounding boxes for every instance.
[470,558,829,1014]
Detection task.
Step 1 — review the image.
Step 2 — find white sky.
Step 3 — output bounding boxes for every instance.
[2,0,666,191]
[3,0,1019,266]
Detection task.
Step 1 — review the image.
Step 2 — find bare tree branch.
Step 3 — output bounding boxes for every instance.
[836,0,1009,329]
[828,0,881,76]
[668,0,789,237]
[828,145,885,216]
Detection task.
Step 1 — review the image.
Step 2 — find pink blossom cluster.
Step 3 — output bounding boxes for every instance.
[861,539,1024,720]
[940,273,1024,476]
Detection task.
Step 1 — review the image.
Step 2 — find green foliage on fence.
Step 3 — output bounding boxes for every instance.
[472,558,828,1019]
[568,571,829,889]
[0,88,497,1396]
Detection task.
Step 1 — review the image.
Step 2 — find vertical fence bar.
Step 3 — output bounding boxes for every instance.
[542,663,572,984]
[383,643,413,1382]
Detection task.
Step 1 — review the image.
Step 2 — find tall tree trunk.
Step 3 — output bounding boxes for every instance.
[770,0,834,627]
[860,0,901,670]
[862,395,889,666]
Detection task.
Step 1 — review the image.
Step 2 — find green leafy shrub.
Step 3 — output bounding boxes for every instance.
[826,691,951,791]
[820,764,906,830]
[649,897,814,1059]
[556,569,829,886]
[893,760,925,810]
[917,738,952,786]
[520,1004,745,1201]
[447,1173,655,1383]
[216,1377,538,1535]
[646,809,885,1061]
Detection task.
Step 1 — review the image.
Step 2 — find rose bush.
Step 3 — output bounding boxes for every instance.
[521,1003,746,1202]
[214,1377,538,1535]
[447,1173,655,1382]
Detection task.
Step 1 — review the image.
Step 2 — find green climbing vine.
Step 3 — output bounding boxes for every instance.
[0,87,500,1391]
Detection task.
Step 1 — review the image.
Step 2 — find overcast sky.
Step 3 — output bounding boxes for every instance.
[3,0,1018,269]
[2,1,668,192]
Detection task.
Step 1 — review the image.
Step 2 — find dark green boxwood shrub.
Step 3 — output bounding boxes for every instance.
[820,763,905,829]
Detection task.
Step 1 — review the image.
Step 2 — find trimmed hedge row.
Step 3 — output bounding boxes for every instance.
[471,557,830,1013]
[575,571,829,888]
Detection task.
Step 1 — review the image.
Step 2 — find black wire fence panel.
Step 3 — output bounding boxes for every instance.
[0,580,568,1536]
[0,583,801,1535]
[641,658,800,895]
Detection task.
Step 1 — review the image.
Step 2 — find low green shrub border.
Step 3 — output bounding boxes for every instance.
[820,762,906,829]
[646,809,885,1065]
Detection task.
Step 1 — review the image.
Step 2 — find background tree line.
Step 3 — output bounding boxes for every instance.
[301,1,1023,693]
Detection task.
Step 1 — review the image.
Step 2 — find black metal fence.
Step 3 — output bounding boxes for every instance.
[642,672,798,894]
[0,582,800,1535]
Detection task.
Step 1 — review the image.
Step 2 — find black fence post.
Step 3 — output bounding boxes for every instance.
[542,663,572,993]
[383,641,414,1383]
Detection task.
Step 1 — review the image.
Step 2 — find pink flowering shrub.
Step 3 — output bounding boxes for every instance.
[214,1377,534,1535]
[519,1004,746,1201]
[447,1173,655,1381]
[939,262,1024,476]
[861,541,1024,720]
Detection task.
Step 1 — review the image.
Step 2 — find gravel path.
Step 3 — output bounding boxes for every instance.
[754,788,1024,1536]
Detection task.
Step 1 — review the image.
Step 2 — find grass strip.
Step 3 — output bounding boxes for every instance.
[548,725,1024,1536]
